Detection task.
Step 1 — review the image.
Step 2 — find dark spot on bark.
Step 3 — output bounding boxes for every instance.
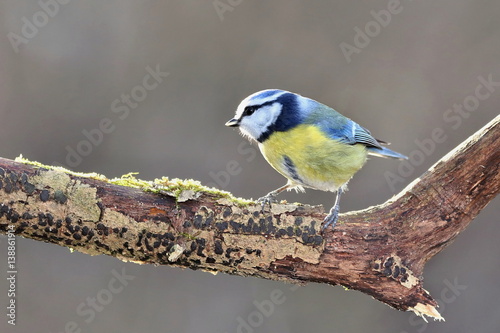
[22,212,33,220]
[96,223,106,230]
[252,210,260,217]
[144,238,153,251]
[196,238,206,248]
[245,248,253,254]
[65,239,73,245]
[165,232,174,241]
[24,182,36,194]
[56,220,62,228]
[401,275,408,283]
[73,233,82,240]
[190,241,197,252]
[183,221,192,228]
[255,249,261,256]
[44,226,52,233]
[234,257,245,264]
[20,173,28,185]
[277,229,287,237]
[206,257,216,263]
[193,215,203,228]
[216,221,228,231]
[373,263,380,269]
[47,214,54,226]
[136,233,143,247]
[54,190,67,204]
[383,267,392,276]
[313,235,323,246]
[196,239,206,256]
[65,217,72,224]
[4,178,13,193]
[204,216,213,227]
[40,189,50,202]
[286,227,294,236]
[38,215,47,226]
[112,227,120,234]
[400,267,406,275]
[214,240,223,255]
[82,226,89,236]
[393,266,400,278]
[223,207,232,218]
[8,211,18,223]
[384,257,394,267]
[146,232,152,238]
[295,228,302,237]
[0,167,4,177]
[229,220,241,232]
[252,224,261,234]
[225,248,235,258]
[9,173,18,183]
[74,225,80,232]
[301,233,309,243]
[191,259,201,265]
[153,241,161,248]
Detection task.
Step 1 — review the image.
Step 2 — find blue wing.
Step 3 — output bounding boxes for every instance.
[306,103,407,160]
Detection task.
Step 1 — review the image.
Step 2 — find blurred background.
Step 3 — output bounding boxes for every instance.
[0,1,499,332]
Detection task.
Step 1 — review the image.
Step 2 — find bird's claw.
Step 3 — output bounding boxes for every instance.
[322,207,339,231]
[257,193,278,212]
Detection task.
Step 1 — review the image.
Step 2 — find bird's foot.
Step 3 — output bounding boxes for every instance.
[257,192,279,212]
[322,206,339,231]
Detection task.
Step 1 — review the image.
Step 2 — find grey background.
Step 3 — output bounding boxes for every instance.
[0,1,499,332]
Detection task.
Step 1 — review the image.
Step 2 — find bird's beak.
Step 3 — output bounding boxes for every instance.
[225,118,240,127]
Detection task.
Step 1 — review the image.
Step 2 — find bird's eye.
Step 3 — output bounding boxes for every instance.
[244,106,256,116]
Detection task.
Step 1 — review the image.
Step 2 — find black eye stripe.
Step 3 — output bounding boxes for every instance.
[243,100,277,117]
[243,106,255,116]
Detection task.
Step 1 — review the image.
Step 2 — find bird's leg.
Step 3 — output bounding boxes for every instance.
[322,187,343,231]
[257,184,291,212]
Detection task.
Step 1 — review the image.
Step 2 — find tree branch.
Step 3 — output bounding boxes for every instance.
[1,115,498,320]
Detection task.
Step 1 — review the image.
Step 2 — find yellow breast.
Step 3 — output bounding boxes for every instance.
[259,124,368,191]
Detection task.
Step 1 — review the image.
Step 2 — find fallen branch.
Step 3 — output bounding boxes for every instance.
[1,115,499,320]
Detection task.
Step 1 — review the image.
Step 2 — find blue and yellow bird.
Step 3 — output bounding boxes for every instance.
[225,89,407,230]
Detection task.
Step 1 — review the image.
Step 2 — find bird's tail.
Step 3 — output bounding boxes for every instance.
[367,146,408,160]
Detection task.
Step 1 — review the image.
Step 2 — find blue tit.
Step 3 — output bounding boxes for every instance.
[225,89,407,231]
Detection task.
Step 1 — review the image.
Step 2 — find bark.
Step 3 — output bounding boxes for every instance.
[1,115,499,320]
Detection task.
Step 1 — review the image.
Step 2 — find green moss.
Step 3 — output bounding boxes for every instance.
[109,172,150,188]
[148,177,252,206]
[179,232,197,240]
[15,155,108,181]
[15,155,253,206]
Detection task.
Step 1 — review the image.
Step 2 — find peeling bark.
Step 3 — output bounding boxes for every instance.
[1,115,499,320]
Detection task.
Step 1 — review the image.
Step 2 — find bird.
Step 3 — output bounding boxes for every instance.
[225,89,407,231]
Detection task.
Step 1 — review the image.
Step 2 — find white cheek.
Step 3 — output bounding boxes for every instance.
[238,119,260,140]
[238,103,282,141]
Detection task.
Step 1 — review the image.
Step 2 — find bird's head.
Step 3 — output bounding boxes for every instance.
[225,89,308,143]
